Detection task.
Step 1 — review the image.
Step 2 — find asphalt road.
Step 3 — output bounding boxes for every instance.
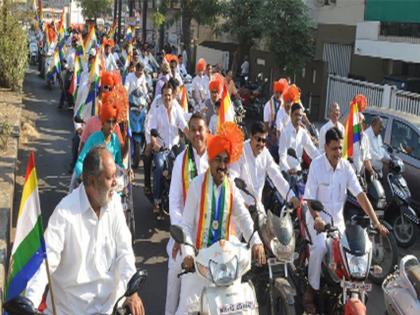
[11,67,420,314]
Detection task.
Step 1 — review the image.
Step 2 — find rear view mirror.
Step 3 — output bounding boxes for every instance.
[234,178,247,191]
[125,269,148,297]
[3,296,39,315]
[308,200,324,212]
[287,148,298,159]
[170,225,186,244]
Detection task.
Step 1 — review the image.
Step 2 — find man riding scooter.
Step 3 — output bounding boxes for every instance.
[303,127,389,314]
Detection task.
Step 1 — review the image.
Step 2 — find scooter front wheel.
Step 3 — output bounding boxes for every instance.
[391,214,417,248]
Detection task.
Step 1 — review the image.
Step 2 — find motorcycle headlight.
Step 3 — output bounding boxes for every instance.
[270,237,295,261]
[209,256,239,286]
[347,253,369,279]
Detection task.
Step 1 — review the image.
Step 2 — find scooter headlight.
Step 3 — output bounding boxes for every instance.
[347,253,369,279]
[209,256,239,286]
[270,237,295,261]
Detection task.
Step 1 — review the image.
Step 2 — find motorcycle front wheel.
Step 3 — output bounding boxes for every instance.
[369,221,399,285]
[269,280,296,315]
[391,214,417,248]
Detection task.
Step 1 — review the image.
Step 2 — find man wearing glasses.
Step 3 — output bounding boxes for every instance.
[230,121,300,211]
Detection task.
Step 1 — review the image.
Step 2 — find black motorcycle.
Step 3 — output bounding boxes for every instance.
[3,270,148,315]
[383,145,419,248]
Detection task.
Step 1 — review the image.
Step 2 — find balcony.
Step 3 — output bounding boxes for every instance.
[355,21,420,63]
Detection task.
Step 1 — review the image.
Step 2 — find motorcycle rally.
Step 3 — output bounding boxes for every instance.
[2,1,420,315]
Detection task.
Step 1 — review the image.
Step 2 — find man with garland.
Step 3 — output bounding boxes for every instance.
[165,113,209,315]
[176,122,266,315]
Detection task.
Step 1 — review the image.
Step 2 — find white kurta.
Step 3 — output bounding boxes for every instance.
[275,105,290,134]
[124,72,148,96]
[318,119,345,153]
[365,126,390,171]
[303,154,363,289]
[26,184,136,315]
[192,74,209,106]
[278,121,320,171]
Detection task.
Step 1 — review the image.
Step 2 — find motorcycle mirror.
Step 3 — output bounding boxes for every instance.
[170,225,186,244]
[308,200,324,212]
[3,296,39,315]
[234,178,247,191]
[287,148,298,160]
[124,269,148,297]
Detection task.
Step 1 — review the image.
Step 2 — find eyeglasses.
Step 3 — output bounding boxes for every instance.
[253,136,267,144]
[103,85,112,91]
[106,119,117,125]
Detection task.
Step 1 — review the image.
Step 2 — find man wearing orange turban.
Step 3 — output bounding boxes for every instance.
[192,58,210,110]
[104,40,118,71]
[275,83,301,135]
[176,122,265,315]
[199,78,222,125]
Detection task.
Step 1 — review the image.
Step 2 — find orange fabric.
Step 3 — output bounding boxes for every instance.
[283,84,301,103]
[209,79,222,93]
[276,78,289,93]
[196,58,207,72]
[101,71,116,87]
[100,102,119,124]
[165,54,179,64]
[207,122,244,163]
[352,94,368,112]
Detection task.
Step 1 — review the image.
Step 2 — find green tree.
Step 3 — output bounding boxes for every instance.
[80,0,112,19]
[262,0,315,75]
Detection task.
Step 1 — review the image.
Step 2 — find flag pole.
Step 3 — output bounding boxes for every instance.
[44,252,58,315]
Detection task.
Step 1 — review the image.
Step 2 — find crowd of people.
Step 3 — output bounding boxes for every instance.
[20,18,396,315]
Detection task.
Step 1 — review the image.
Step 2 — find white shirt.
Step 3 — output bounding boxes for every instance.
[192,74,209,105]
[124,72,148,96]
[240,60,249,75]
[263,97,282,127]
[319,120,345,153]
[304,154,363,224]
[26,184,136,315]
[278,121,320,171]
[352,132,371,174]
[365,126,390,171]
[208,114,218,134]
[230,140,294,207]
[169,148,209,227]
[65,47,75,71]
[182,172,262,257]
[104,53,119,71]
[150,102,188,148]
[275,105,289,134]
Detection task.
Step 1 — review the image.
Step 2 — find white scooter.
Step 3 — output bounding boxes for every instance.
[382,255,420,315]
[170,225,259,315]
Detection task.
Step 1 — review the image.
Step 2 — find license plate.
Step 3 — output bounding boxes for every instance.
[341,281,372,292]
[219,301,257,314]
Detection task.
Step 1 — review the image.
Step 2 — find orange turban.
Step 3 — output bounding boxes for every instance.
[352,94,368,112]
[100,102,119,125]
[196,58,207,72]
[208,122,244,163]
[274,78,289,93]
[165,54,179,64]
[209,79,222,93]
[103,38,115,47]
[101,71,122,89]
[283,84,301,103]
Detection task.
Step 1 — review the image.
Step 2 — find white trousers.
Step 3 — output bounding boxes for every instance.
[165,238,183,315]
[306,211,345,290]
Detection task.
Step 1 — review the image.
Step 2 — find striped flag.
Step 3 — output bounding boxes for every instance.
[122,53,132,84]
[108,20,117,39]
[5,152,46,301]
[68,54,82,101]
[343,100,362,159]
[83,26,97,57]
[217,84,235,130]
[125,26,133,42]
[180,85,188,112]
[46,49,61,81]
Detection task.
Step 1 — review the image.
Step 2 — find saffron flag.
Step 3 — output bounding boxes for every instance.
[217,84,235,130]
[5,152,46,301]
[180,85,188,112]
[343,101,362,159]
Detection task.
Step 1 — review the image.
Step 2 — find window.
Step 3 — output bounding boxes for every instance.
[364,113,388,139]
[391,120,420,160]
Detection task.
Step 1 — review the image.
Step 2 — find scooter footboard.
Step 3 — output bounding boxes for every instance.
[201,281,259,315]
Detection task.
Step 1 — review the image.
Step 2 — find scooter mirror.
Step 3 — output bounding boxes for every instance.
[308,200,324,212]
[125,269,148,297]
[234,178,247,191]
[287,148,298,160]
[3,296,40,315]
[170,225,186,244]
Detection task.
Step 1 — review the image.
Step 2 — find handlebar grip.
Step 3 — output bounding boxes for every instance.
[324,223,331,231]
[116,306,130,315]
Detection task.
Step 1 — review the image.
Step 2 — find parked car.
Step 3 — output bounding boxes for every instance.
[363,108,420,211]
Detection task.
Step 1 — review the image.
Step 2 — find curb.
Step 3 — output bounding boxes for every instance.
[0,94,22,313]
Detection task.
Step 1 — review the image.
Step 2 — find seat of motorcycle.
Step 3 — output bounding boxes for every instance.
[406,264,420,299]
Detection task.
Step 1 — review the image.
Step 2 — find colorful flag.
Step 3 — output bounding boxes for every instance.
[217,84,235,130]
[343,100,362,159]
[46,49,61,81]
[122,53,132,84]
[180,85,188,112]
[125,26,133,42]
[5,152,46,301]
[37,0,43,20]
[108,20,117,39]
[57,9,65,41]
[83,26,97,57]
[68,54,82,101]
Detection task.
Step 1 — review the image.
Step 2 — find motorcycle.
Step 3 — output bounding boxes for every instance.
[29,41,38,65]
[238,73,267,120]
[170,224,259,315]
[129,90,147,169]
[383,145,419,248]
[115,165,136,242]
[295,200,380,315]
[344,168,399,285]
[233,98,247,138]
[382,255,420,315]
[3,269,148,315]
[235,178,298,315]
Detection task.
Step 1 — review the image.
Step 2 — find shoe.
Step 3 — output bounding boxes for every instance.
[303,286,317,315]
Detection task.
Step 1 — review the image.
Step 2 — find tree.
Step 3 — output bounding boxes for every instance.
[80,0,113,19]
[219,0,264,73]
[262,0,315,75]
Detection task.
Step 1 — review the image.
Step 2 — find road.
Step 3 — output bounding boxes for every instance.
[12,67,420,314]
